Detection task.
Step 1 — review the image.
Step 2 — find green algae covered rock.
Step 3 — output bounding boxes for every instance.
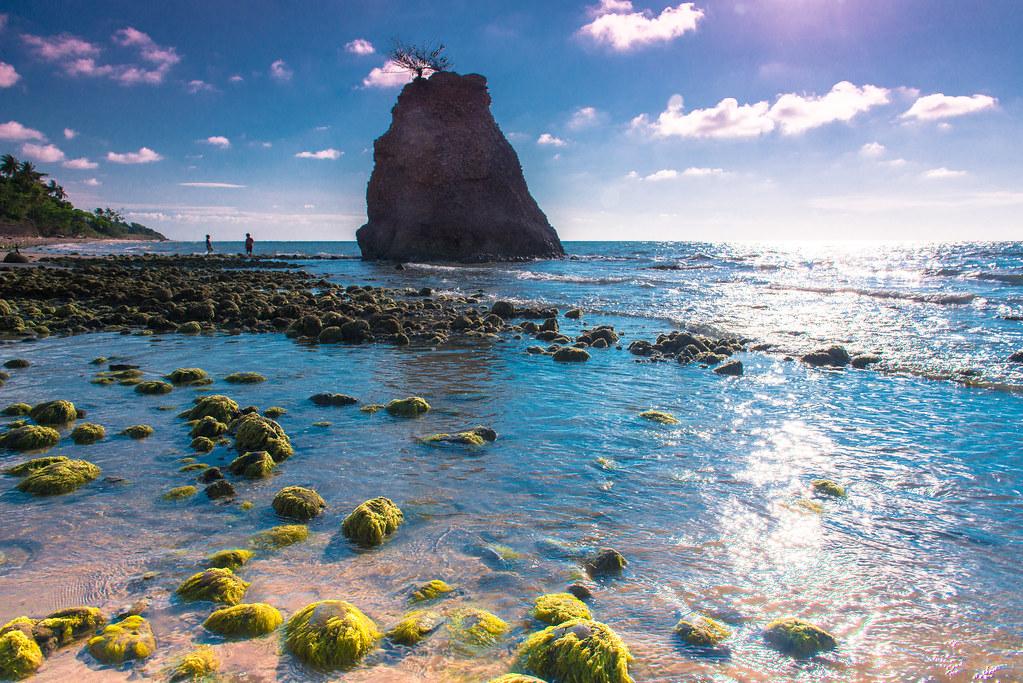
[135,380,173,395]
[168,645,219,682]
[584,548,627,577]
[87,615,155,664]
[177,321,202,335]
[341,497,403,547]
[166,368,210,385]
[763,617,836,657]
[386,609,443,646]
[121,424,154,439]
[3,456,68,476]
[176,568,249,605]
[0,425,60,452]
[3,359,30,369]
[488,676,547,683]
[190,436,215,454]
[447,608,508,649]
[182,395,239,423]
[674,616,731,646]
[207,549,254,570]
[71,422,105,445]
[264,406,287,418]
[224,372,266,384]
[552,347,590,363]
[533,593,591,625]
[203,603,283,638]
[0,629,43,680]
[163,485,198,501]
[251,524,308,550]
[16,459,100,495]
[228,451,276,478]
[272,486,326,521]
[811,479,846,498]
[29,400,77,425]
[189,416,228,439]
[30,607,106,653]
[385,396,430,418]
[284,600,380,669]
[1,403,31,417]
[233,414,293,462]
[421,431,485,446]
[638,410,679,425]
[410,579,454,604]
[519,619,632,683]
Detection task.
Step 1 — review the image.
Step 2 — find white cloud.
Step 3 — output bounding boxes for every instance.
[568,106,602,130]
[21,143,65,163]
[769,81,890,135]
[106,146,163,164]
[537,133,567,147]
[579,0,704,51]
[901,93,997,121]
[270,59,292,82]
[22,33,99,61]
[859,142,886,158]
[628,166,725,181]
[179,182,246,188]
[362,60,414,88]
[229,74,243,83]
[0,120,46,141]
[295,148,342,160]
[204,136,231,149]
[23,28,179,85]
[303,203,316,209]
[882,158,906,168]
[345,39,375,55]
[186,79,215,93]
[83,178,101,186]
[681,166,726,176]
[63,128,77,139]
[0,62,20,87]
[63,157,98,169]
[644,168,678,181]
[922,167,967,180]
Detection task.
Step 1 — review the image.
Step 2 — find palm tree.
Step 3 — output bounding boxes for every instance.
[17,161,46,184]
[47,180,67,200]
[0,154,18,178]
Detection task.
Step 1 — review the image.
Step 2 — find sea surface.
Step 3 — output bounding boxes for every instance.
[2,240,1022,681]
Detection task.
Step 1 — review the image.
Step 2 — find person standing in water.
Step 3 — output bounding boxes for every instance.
[244,233,254,256]
[205,234,213,254]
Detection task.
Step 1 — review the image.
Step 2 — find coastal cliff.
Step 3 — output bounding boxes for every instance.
[356,71,564,262]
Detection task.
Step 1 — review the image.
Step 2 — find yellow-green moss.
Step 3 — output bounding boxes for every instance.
[177,322,202,334]
[224,372,266,384]
[168,645,218,682]
[30,607,106,651]
[166,368,210,385]
[519,619,632,683]
[264,406,287,418]
[179,463,207,473]
[233,414,293,462]
[135,380,173,395]
[639,410,680,425]
[341,497,404,547]
[121,424,154,439]
[4,456,68,476]
[190,436,215,453]
[0,425,60,452]
[239,500,254,511]
[674,616,731,646]
[272,486,326,521]
[447,608,509,649]
[790,498,824,514]
[29,400,77,425]
[533,593,592,625]
[763,617,836,657]
[359,404,384,414]
[87,615,155,664]
[421,432,486,446]
[386,610,443,646]
[487,676,546,683]
[0,630,43,680]
[189,416,228,439]
[284,600,380,669]
[228,451,276,478]
[163,485,198,501]
[1,403,30,417]
[811,479,846,498]
[175,568,249,605]
[251,524,308,550]
[207,549,254,570]
[409,579,454,604]
[203,603,283,639]
[584,548,628,577]
[182,395,239,423]
[552,347,590,362]
[71,422,105,445]
[385,396,430,418]
[16,459,100,495]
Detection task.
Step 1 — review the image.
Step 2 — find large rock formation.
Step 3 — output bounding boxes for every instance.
[356,71,564,262]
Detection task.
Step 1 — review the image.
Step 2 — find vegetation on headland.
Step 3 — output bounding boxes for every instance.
[0,154,165,241]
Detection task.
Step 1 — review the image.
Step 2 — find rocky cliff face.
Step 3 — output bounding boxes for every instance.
[356,71,564,262]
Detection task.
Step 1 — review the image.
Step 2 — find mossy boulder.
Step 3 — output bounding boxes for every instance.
[0,630,42,680]
[203,603,283,638]
[3,456,68,476]
[519,619,632,683]
[421,431,486,446]
[190,436,215,454]
[166,368,210,385]
[29,400,77,425]
[0,425,60,452]
[1,403,31,417]
[233,414,293,462]
[310,393,358,407]
[189,416,228,439]
[177,321,202,334]
[674,616,731,646]
[16,459,100,495]
[3,359,30,369]
[341,497,403,547]
[168,645,219,682]
[71,422,105,445]
[762,617,836,657]
[385,397,430,418]
[182,395,239,423]
[121,424,154,439]
[386,609,443,646]
[533,593,592,625]
[552,347,590,362]
[284,600,380,669]
[264,406,287,418]
[811,479,846,498]
[228,451,276,478]
[488,676,546,683]
[135,380,173,395]
[28,607,106,653]
[584,548,627,577]
[163,485,198,501]
[272,486,326,521]
[410,579,454,604]
[638,410,679,425]
[224,372,266,384]
[207,549,254,570]
[447,608,508,649]
[176,568,249,605]
[251,524,308,550]
[87,615,155,664]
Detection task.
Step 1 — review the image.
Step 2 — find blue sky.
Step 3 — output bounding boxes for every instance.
[1,0,1020,241]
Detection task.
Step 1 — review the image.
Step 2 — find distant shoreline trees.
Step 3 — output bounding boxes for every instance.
[388,41,451,79]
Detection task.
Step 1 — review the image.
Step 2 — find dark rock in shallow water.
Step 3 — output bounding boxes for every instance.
[714,359,743,376]
[1009,349,1023,363]
[356,71,564,263]
[801,345,851,367]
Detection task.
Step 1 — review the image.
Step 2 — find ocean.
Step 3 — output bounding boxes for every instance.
[2,240,1021,681]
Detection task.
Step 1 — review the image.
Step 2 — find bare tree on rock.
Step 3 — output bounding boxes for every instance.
[388,41,451,79]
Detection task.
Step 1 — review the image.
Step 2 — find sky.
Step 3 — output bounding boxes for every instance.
[1,0,1021,241]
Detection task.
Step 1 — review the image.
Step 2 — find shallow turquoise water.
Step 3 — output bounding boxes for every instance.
[3,241,1022,681]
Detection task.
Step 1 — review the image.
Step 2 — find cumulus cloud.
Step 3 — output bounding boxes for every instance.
[681,166,726,176]
[859,142,885,158]
[901,93,997,121]
[769,81,890,135]
[22,33,99,61]
[106,146,163,164]
[579,0,704,51]
[922,167,967,179]
[537,133,567,147]
[0,62,20,87]
[0,120,45,141]
[628,166,725,181]
[63,128,77,139]
[362,60,414,88]
[21,143,65,163]
[22,27,180,85]
[270,59,293,81]
[179,182,246,188]
[63,157,98,169]
[83,178,101,186]
[229,74,243,83]
[644,168,678,181]
[204,136,231,148]
[568,106,603,130]
[345,38,375,55]
[186,79,215,93]
[295,148,342,160]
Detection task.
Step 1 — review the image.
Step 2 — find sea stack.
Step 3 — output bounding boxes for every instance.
[356,71,564,262]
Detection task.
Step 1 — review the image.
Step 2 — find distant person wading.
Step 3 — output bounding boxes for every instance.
[245,233,254,256]
[205,234,213,254]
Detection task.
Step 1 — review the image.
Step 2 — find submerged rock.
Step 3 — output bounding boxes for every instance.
[284,600,380,669]
[182,395,239,423]
[3,456,68,476]
[519,619,632,683]
[233,414,293,462]
[203,603,283,638]
[206,549,254,570]
[166,367,210,385]
[0,425,60,452]
[204,480,236,500]
[446,608,508,649]
[70,422,105,445]
[251,524,308,550]
[762,617,836,657]
[552,347,590,363]
[228,451,276,478]
[533,593,592,625]
[386,609,443,646]
[121,424,154,439]
[801,345,851,368]
[811,479,846,498]
[714,359,743,376]
[272,486,326,521]
[409,579,454,604]
[584,548,627,577]
[162,485,198,501]
[1,403,31,417]
[310,393,358,407]
[135,380,173,395]
[28,607,106,654]
[356,71,563,262]
[674,616,731,646]
[86,615,155,664]
[341,497,404,547]
[385,396,430,417]
[16,459,100,495]
[0,629,43,680]
[638,410,679,425]
[175,568,249,605]
[168,645,219,682]
[29,400,77,425]
[224,371,266,384]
